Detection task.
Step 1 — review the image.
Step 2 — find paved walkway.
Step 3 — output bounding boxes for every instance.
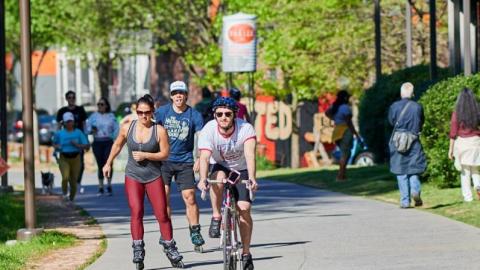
[7,170,480,269]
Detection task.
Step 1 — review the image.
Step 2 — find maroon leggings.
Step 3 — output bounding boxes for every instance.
[125,176,173,241]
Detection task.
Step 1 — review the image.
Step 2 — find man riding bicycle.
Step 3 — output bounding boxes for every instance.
[198,97,258,270]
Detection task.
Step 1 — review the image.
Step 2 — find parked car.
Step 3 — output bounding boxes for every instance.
[9,110,57,145]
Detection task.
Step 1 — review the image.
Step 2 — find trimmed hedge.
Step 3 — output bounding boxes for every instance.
[419,74,480,188]
[359,65,450,162]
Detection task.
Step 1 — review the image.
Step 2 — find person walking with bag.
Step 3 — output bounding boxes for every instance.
[388,82,426,208]
[448,88,480,202]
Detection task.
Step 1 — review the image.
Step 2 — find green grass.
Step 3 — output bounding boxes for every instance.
[0,231,76,270]
[0,195,25,242]
[78,238,107,270]
[0,194,77,269]
[259,165,480,228]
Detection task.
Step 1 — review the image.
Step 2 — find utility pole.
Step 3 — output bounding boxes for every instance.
[429,0,438,79]
[374,0,382,81]
[406,0,413,67]
[17,0,42,241]
[463,0,472,75]
[0,0,12,192]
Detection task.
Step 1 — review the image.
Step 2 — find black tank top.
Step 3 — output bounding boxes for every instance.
[125,120,162,183]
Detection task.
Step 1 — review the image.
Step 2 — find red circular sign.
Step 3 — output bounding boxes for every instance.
[228,24,255,44]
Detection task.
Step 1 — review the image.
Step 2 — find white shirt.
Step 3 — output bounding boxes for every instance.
[198,119,256,171]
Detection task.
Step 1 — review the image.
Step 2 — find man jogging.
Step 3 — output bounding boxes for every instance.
[198,97,258,270]
[155,80,205,252]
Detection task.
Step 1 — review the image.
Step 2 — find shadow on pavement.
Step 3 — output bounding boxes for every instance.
[251,241,310,249]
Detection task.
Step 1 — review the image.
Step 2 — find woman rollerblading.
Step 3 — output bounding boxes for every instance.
[159,238,184,268]
[132,240,145,270]
[103,94,184,269]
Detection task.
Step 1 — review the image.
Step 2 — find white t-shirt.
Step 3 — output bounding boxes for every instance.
[198,119,256,171]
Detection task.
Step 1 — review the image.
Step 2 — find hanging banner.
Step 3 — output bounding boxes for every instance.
[222,13,257,72]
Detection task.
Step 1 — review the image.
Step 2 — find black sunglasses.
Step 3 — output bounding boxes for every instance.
[215,111,233,118]
[97,103,105,106]
[137,110,152,116]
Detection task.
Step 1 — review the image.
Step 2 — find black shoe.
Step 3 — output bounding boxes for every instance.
[209,217,221,238]
[242,253,254,270]
[412,194,423,207]
[97,188,104,197]
[106,186,113,196]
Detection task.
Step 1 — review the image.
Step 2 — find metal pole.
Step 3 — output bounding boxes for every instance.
[375,0,382,81]
[0,0,11,191]
[249,72,256,125]
[430,0,438,79]
[464,0,472,75]
[406,0,413,67]
[18,0,41,240]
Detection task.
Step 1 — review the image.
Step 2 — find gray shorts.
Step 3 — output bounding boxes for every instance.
[161,161,196,191]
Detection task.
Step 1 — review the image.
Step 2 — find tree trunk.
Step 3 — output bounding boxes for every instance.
[96,57,111,99]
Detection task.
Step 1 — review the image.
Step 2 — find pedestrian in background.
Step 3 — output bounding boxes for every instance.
[56,90,88,194]
[120,102,138,126]
[388,82,426,208]
[53,112,90,201]
[448,88,480,202]
[229,87,251,123]
[326,90,359,181]
[195,87,214,123]
[86,97,119,196]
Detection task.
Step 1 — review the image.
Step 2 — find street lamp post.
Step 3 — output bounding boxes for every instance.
[406,0,412,67]
[17,0,42,241]
[429,0,438,80]
[463,0,472,76]
[0,0,13,193]
[374,0,382,81]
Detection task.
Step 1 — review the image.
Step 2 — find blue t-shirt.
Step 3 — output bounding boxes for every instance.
[155,104,204,163]
[53,128,88,153]
[333,104,352,125]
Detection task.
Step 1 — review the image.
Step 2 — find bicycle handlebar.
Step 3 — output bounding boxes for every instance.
[200,179,255,202]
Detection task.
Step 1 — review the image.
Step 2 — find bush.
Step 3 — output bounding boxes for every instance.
[419,74,480,187]
[256,155,276,171]
[359,65,451,162]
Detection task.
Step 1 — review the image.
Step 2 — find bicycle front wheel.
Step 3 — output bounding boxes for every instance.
[223,206,233,270]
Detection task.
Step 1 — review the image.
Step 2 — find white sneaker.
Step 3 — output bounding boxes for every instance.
[79,186,85,194]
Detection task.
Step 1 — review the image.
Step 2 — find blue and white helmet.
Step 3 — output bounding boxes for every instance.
[212,97,238,112]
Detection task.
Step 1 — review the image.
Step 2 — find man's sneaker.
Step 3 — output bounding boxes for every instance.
[79,185,85,194]
[106,186,113,196]
[242,253,254,270]
[412,194,423,207]
[209,217,221,238]
[97,188,104,197]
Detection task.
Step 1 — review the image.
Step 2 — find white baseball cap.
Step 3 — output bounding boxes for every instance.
[63,112,74,122]
[170,81,188,93]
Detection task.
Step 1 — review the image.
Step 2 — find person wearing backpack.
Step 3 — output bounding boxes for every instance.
[388,82,426,208]
[448,88,480,202]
